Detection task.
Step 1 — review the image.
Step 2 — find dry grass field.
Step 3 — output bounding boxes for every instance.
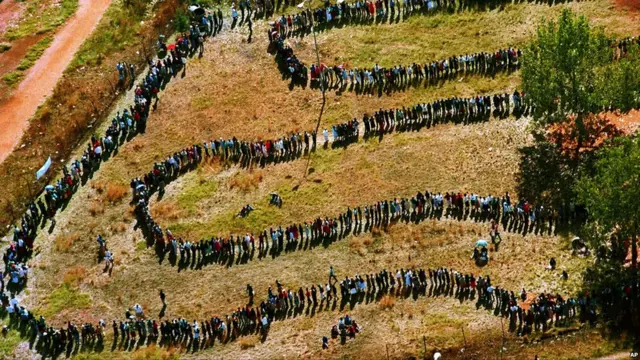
[3,0,640,358]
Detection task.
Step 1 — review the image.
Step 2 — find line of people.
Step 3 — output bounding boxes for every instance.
[131,128,319,200]
[1,264,597,356]
[132,176,585,272]
[131,89,530,203]
[270,30,521,92]
[272,0,541,40]
[1,16,222,298]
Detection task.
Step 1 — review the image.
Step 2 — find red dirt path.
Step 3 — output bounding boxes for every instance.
[0,34,47,77]
[0,0,112,164]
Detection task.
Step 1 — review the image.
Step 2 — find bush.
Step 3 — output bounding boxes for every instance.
[175,8,189,32]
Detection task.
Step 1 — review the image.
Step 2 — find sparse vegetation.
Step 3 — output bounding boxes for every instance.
[54,232,81,252]
[105,183,128,204]
[39,283,91,318]
[3,0,79,42]
[6,0,640,358]
[16,36,53,71]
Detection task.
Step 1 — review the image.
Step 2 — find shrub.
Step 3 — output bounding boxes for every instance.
[175,8,189,32]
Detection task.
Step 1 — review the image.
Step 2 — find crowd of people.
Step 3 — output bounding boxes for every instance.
[612,36,640,59]
[2,261,598,356]
[1,11,223,303]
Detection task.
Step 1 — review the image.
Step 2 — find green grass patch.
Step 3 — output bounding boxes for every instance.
[2,71,24,87]
[167,176,331,238]
[16,36,53,71]
[177,176,218,214]
[39,283,91,318]
[71,0,149,69]
[135,241,148,253]
[0,43,11,53]
[4,0,79,41]
[0,325,22,357]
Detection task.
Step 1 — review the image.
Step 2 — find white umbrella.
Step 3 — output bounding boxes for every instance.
[475,239,489,247]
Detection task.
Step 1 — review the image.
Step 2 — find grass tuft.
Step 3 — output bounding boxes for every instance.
[89,202,105,216]
[104,183,128,204]
[238,336,260,350]
[227,170,264,193]
[2,71,23,87]
[40,283,91,318]
[379,295,396,310]
[54,232,81,252]
[63,265,88,286]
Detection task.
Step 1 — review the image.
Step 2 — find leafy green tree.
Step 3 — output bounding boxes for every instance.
[577,136,640,329]
[522,8,610,126]
[597,45,640,111]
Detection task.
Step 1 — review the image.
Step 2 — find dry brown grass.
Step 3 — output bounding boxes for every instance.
[63,265,88,286]
[54,232,80,252]
[227,170,264,193]
[379,295,396,310]
[238,336,260,350]
[92,181,106,194]
[150,201,183,222]
[104,183,128,204]
[110,221,128,234]
[88,201,105,217]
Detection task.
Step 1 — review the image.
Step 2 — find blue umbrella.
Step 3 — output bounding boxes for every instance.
[475,239,489,247]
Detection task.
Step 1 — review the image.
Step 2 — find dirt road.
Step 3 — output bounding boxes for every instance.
[0,0,112,163]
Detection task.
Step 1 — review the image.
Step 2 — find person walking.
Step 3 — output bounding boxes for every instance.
[159,290,166,306]
[329,266,338,284]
